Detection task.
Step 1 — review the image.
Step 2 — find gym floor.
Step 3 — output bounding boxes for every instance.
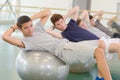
[0,25,120,80]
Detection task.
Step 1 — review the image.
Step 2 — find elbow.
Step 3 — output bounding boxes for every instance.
[75,5,80,12]
[2,35,6,41]
[46,9,51,16]
[83,10,88,14]
[2,34,8,42]
[2,34,6,41]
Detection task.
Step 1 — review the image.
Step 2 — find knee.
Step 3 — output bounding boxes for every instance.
[95,48,104,53]
[109,44,120,53]
[98,40,105,50]
[116,44,120,53]
[94,48,105,58]
[117,44,120,51]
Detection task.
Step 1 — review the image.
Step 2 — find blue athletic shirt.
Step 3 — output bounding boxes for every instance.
[61,19,99,42]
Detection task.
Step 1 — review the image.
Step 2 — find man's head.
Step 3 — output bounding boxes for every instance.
[50,14,67,31]
[89,15,95,26]
[17,15,34,36]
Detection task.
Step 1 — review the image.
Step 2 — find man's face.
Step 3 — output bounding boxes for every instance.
[90,18,95,26]
[54,18,67,31]
[20,20,34,36]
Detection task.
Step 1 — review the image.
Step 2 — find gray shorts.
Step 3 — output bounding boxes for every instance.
[60,40,98,64]
[100,38,120,60]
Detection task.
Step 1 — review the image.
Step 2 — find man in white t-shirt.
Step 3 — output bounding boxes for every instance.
[2,8,112,80]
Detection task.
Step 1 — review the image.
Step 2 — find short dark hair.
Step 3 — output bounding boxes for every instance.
[17,15,31,28]
[89,15,93,20]
[76,18,81,25]
[50,14,63,25]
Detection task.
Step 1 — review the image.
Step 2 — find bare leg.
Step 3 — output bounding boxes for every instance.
[98,40,105,51]
[94,48,112,80]
[109,43,120,59]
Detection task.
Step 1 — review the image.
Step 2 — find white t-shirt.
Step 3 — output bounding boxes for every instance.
[21,21,68,56]
[21,21,98,64]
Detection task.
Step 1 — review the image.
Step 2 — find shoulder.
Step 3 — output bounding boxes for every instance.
[68,19,77,25]
[69,19,76,23]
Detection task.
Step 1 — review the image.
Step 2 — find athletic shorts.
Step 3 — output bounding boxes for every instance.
[100,37,120,60]
[60,40,98,64]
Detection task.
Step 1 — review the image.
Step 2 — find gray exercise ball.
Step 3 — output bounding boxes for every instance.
[16,50,69,80]
[70,59,95,73]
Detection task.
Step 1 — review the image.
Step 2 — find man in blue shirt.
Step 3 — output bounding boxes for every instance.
[47,6,120,80]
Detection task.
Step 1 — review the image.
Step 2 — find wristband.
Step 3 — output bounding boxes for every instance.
[10,27,15,32]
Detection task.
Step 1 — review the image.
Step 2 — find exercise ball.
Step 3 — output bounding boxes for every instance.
[70,59,95,73]
[16,50,69,80]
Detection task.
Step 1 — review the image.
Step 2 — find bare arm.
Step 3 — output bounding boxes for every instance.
[2,24,25,48]
[2,9,51,48]
[93,10,103,21]
[79,10,90,22]
[64,6,79,21]
[46,28,63,39]
[30,9,51,26]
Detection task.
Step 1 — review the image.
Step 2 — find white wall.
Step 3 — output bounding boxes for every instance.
[18,0,73,27]
[0,0,16,20]
[20,0,72,9]
[91,0,118,26]
[19,0,73,15]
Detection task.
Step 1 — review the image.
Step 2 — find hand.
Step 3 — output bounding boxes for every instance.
[98,10,103,16]
[62,15,67,20]
[12,23,19,30]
